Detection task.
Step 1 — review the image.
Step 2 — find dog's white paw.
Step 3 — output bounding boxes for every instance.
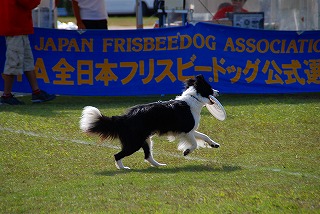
[122,166,131,170]
[115,160,130,170]
[153,163,167,167]
[151,163,167,167]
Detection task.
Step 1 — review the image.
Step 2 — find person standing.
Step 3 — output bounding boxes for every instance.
[72,0,109,29]
[0,0,56,105]
[213,0,248,20]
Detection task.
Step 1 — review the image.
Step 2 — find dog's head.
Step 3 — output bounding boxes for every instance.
[184,75,219,105]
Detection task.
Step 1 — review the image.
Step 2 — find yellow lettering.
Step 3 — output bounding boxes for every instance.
[34,58,50,83]
[167,35,178,50]
[206,35,216,50]
[132,38,143,52]
[144,37,155,51]
[286,40,298,53]
[81,39,93,52]
[180,35,192,50]
[77,60,93,85]
[34,37,44,51]
[270,39,281,53]
[193,34,205,49]
[257,39,269,53]
[224,37,235,52]
[313,39,320,52]
[44,38,57,51]
[103,38,113,52]
[114,38,125,52]
[246,38,256,53]
[66,39,80,52]
[155,37,166,51]
[58,38,69,51]
[235,38,245,52]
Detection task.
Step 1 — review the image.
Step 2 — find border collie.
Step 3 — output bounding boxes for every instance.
[80,75,220,169]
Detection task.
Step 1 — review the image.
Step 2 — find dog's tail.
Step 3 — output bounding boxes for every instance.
[80,106,119,141]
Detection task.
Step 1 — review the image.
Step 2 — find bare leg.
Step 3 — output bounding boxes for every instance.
[24,70,39,91]
[2,74,15,95]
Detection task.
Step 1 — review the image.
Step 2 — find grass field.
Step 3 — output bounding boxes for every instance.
[0,94,319,213]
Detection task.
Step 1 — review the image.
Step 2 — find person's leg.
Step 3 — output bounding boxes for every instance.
[23,36,40,93]
[26,70,56,103]
[1,74,25,105]
[2,74,15,96]
[24,70,39,92]
[1,36,25,105]
[2,36,23,96]
[23,37,56,103]
[25,70,56,103]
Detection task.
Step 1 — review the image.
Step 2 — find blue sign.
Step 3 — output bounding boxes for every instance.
[0,22,319,95]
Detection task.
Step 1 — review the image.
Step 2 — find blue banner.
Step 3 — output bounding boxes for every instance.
[0,22,319,95]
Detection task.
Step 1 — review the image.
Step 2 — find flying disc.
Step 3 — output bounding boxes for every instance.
[205,95,227,121]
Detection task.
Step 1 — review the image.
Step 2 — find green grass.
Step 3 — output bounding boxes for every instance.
[0,94,319,213]
[58,16,157,27]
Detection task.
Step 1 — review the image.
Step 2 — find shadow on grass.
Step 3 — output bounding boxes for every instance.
[95,164,241,176]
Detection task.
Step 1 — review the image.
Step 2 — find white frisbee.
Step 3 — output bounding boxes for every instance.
[205,95,227,121]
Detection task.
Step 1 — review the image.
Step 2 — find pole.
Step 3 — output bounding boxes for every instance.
[49,0,53,28]
[136,0,143,29]
[318,0,320,30]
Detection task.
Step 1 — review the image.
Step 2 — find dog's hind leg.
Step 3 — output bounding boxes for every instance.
[114,150,131,170]
[143,138,166,167]
[114,143,142,170]
[194,131,220,148]
[115,158,130,170]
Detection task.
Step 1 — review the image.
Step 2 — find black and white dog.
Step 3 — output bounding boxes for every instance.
[80,75,220,169]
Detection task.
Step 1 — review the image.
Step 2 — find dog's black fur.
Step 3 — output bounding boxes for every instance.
[80,75,220,169]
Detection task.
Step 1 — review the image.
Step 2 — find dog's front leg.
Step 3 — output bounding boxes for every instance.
[194,131,220,148]
[183,133,198,156]
[144,138,166,167]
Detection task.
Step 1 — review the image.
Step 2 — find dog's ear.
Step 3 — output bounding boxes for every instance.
[195,74,205,82]
[194,74,215,97]
[184,77,196,89]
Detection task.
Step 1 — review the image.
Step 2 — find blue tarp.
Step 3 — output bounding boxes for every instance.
[0,22,319,95]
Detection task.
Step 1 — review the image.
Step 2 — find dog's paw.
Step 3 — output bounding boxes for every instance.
[152,163,167,167]
[117,166,131,170]
[115,160,131,170]
[210,143,220,148]
[183,149,190,156]
[122,166,131,170]
[145,157,167,167]
[115,165,131,170]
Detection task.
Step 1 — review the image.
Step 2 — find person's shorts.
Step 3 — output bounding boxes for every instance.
[4,35,35,75]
